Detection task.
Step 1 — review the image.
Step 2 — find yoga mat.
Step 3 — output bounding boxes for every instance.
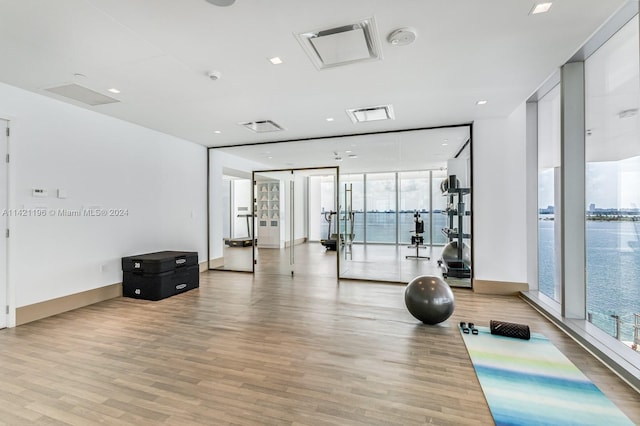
[460,326,634,426]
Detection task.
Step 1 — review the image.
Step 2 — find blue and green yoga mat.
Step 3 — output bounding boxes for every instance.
[460,326,634,426]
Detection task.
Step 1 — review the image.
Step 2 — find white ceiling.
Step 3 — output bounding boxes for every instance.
[218,126,470,174]
[0,0,627,149]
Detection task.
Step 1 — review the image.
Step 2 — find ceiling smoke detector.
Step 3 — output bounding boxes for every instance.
[207,70,222,81]
[346,104,395,123]
[239,120,284,133]
[387,27,417,46]
[295,17,382,70]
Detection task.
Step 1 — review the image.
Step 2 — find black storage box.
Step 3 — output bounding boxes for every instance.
[122,251,199,301]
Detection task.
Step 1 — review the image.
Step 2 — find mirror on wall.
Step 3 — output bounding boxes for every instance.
[208,126,472,287]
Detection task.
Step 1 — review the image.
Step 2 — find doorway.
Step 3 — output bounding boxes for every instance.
[252,167,340,279]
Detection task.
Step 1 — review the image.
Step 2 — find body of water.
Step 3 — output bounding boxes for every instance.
[320,211,450,245]
[539,218,640,342]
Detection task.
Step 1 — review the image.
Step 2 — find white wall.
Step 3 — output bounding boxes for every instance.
[308,177,321,240]
[294,174,306,240]
[232,179,252,238]
[473,102,528,284]
[0,81,207,319]
[447,158,469,187]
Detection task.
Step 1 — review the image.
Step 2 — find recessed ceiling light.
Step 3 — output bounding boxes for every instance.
[108,88,120,94]
[267,156,273,159]
[530,2,552,15]
[442,143,448,146]
[348,154,358,159]
[334,157,343,162]
[73,73,86,79]
[345,150,352,153]
[476,100,488,105]
[213,130,222,134]
[326,117,334,122]
[269,57,283,65]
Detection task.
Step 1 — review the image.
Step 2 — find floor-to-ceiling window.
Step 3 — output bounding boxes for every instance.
[399,171,430,244]
[525,9,640,387]
[537,84,562,303]
[584,15,640,344]
[365,172,397,243]
[431,170,448,246]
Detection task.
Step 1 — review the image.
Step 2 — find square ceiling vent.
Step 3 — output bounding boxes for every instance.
[295,17,381,70]
[44,83,120,106]
[346,104,395,123]
[239,120,284,133]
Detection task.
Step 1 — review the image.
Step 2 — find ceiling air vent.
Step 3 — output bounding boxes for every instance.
[44,83,120,106]
[346,104,395,123]
[239,120,284,133]
[295,17,381,70]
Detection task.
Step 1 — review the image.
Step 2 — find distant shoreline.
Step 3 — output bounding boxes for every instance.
[540,216,639,222]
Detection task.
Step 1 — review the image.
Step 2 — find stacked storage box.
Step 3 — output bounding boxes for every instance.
[121,251,199,300]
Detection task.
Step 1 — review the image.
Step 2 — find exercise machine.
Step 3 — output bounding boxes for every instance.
[224,213,255,247]
[320,210,338,251]
[406,211,430,260]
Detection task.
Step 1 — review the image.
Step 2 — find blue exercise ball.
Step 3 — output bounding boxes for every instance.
[405,275,455,325]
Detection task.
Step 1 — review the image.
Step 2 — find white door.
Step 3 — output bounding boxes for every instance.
[0,120,7,328]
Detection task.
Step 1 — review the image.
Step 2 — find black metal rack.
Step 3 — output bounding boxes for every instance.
[438,176,471,278]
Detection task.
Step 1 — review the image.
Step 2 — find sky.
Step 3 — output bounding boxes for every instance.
[539,156,640,210]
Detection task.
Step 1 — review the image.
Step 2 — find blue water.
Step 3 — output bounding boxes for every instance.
[320,211,448,245]
[539,219,640,341]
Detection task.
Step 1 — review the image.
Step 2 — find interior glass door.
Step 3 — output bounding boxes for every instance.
[338,182,353,277]
[253,167,339,279]
[253,170,291,275]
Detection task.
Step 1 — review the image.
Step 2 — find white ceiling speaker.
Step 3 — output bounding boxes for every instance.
[387,27,417,46]
[205,0,235,6]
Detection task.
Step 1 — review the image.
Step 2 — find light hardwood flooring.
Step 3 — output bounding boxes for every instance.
[216,242,471,287]
[0,273,638,425]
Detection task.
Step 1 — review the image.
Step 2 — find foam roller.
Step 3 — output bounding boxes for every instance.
[490,320,531,340]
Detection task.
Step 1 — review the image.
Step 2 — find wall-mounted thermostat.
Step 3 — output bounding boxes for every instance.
[32,188,48,197]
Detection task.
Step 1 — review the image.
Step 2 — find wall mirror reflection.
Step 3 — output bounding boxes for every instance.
[208,125,472,287]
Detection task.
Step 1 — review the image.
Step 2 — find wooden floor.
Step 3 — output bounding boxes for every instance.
[217,242,471,287]
[1,273,639,425]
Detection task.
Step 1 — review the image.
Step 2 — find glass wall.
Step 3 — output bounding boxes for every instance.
[302,170,456,246]
[537,84,562,302]
[399,171,430,244]
[318,175,336,241]
[584,15,640,344]
[365,173,397,243]
[340,174,365,243]
[432,170,448,245]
